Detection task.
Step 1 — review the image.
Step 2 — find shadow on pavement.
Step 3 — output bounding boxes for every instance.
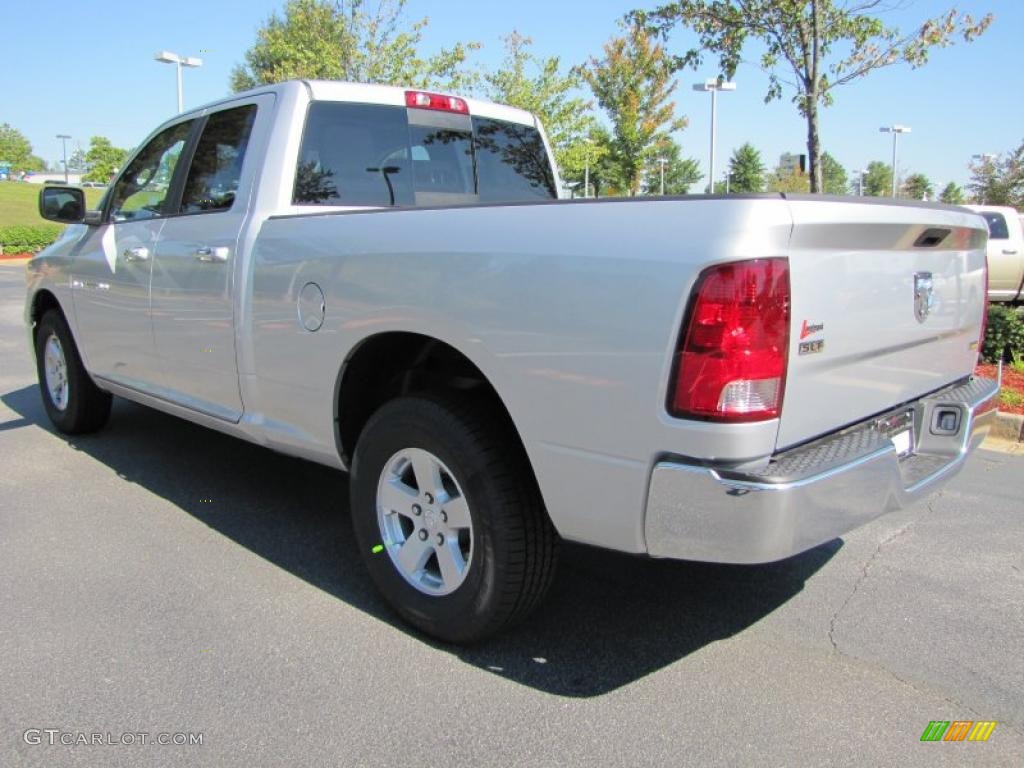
[2,384,839,697]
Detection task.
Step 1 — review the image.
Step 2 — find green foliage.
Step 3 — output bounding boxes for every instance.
[901,173,933,200]
[637,2,991,193]
[584,126,625,197]
[766,167,809,194]
[821,152,847,195]
[0,223,63,252]
[231,0,478,93]
[83,136,128,183]
[967,142,1024,208]
[578,21,686,196]
[1011,359,1024,375]
[727,143,764,193]
[1001,389,1024,409]
[484,32,595,184]
[0,124,45,172]
[939,181,965,204]
[982,305,1024,364]
[641,136,702,195]
[863,161,892,197]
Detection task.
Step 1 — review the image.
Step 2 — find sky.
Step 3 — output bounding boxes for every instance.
[1,0,1020,191]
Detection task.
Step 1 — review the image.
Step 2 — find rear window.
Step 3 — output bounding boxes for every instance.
[980,211,1009,239]
[294,101,556,207]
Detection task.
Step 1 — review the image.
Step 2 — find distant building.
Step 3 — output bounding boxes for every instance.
[24,172,83,185]
[778,153,807,175]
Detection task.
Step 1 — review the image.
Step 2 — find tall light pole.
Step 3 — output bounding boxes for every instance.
[155,50,203,114]
[56,134,70,183]
[879,124,911,197]
[694,78,736,194]
[657,157,667,195]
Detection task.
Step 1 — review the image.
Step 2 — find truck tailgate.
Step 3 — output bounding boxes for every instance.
[777,199,988,450]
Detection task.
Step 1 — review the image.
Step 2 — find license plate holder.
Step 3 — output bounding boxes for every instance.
[876,410,915,458]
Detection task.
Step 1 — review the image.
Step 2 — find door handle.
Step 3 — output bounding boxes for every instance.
[123,246,150,262]
[1003,249,1019,255]
[195,246,229,263]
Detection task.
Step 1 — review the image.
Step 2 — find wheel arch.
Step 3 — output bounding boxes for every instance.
[29,288,65,328]
[333,331,535,482]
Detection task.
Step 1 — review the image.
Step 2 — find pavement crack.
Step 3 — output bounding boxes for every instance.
[828,516,919,654]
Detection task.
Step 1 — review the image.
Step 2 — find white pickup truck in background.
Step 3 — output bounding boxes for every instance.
[964,204,1024,302]
[26,80,997,642]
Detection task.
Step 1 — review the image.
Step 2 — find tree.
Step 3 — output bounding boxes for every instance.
[968,143,1024,207]
[901,172,933,200]
[862,161,892,197]
[83,136,128,183]
[585,126,624,197]
[231,0,477,93]
[578,21,687,196]
[642,136,703,194]
[938,181,964,205]
[67,147,87,173]
[766,167,810,193]
[727,142,764,192]
[821,151,848,195]
[638,1,991,193]
[0,124,45,172]
[484,32,596,186]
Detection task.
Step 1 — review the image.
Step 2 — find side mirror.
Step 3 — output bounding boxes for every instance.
[38,186,88,224]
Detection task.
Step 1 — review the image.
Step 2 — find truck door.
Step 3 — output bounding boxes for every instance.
[149,97,269,422]
[71,119,195,393]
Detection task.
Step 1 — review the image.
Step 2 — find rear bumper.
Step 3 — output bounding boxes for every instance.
[644,376,999,564]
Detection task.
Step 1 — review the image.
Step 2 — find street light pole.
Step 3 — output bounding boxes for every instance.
[155,51,203,114]
[658,157,667,195]
[879,125,911,197]
[694,78,736,194]
[56,134,70,183]
[852,169,865,196]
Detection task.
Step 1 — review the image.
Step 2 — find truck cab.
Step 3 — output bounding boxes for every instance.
[964,204,1024,302]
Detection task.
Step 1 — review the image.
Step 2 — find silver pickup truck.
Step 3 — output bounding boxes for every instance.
[27,80,997,642]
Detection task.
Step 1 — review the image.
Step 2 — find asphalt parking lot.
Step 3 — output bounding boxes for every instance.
[1,260,1022,767]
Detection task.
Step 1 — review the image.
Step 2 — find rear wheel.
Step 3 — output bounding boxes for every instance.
[350,394,558,643]
[34,309,111,434]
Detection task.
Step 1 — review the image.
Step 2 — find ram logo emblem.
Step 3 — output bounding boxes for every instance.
[914,272,935,323]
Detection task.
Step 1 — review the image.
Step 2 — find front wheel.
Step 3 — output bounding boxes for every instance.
[350,394,558,644]
[34,309,111,434]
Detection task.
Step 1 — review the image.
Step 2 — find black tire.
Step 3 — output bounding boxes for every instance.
[350,394,558,644]
[34,308,112,434]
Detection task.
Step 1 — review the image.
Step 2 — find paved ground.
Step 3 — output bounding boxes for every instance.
[1,261,1022,767]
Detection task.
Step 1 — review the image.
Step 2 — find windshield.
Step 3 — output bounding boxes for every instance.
[293,101,556,207]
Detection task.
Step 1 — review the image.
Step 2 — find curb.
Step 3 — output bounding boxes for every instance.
[991,411,1024,442]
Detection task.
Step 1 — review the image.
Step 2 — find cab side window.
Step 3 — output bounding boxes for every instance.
[180,105,257,214]
[980,211,1009,240]
[109,121,193,222]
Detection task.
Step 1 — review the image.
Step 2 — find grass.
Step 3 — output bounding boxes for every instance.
[1012,359,1024,375]
[0,181,105,229]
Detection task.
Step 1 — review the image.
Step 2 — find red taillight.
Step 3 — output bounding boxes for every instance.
[404,90,469,114]
[669,258,791,422]
[978,258,989,364]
